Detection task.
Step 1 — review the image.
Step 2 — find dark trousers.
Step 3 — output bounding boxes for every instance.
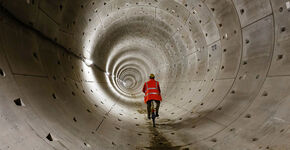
[147,100,160,116]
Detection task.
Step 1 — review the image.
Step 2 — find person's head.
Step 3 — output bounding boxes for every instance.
[149,74,155,79]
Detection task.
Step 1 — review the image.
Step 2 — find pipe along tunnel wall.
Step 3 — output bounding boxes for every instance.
[0,0,290,149]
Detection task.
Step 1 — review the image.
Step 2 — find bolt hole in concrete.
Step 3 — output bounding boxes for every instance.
[32,52,38,60]
[245,114,251,118]
[277,54,283,60]
[46,133,53,141]
[0,68,5,77]
[262,91,268,96]
[240,9,245,14]
[223,33,228,39]
[52,93,56,99]
[73,117,77,122]
[239,76,243,80]
[211,138,217,142]
[84,142,91,147]
[14,98,24,106]
[281,27,286,32]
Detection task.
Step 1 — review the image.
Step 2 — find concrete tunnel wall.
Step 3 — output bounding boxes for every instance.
[0,0,289,149]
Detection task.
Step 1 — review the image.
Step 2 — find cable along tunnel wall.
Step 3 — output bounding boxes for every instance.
[0,0,290,149]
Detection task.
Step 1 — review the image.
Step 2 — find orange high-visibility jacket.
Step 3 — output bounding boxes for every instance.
[142,79,162,103]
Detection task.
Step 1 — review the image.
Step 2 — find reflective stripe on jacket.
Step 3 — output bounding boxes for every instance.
[142,79,162,103]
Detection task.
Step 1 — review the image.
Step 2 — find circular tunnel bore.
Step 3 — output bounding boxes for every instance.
[0,0,290,149]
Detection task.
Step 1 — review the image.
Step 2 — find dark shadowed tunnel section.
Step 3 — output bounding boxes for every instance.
[0,0,290,149]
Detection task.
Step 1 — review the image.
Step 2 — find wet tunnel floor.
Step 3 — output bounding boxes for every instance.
[144,122,181,150]
[136,103,179,149]
[136,106,184,150]
[136,102,192,150]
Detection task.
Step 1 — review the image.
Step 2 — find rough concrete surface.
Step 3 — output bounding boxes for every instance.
[0,0,289,149]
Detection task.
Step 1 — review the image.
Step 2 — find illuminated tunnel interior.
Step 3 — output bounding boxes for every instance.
[0,0,290,149]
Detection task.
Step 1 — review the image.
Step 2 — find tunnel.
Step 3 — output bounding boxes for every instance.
[0,0,290,149]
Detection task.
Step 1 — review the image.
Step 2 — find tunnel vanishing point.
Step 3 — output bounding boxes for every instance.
[0,0,290,149]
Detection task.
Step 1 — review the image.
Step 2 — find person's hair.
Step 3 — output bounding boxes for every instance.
[149,74,155,79]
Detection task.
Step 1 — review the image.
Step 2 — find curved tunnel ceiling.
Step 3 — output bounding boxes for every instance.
[0,0,290,149]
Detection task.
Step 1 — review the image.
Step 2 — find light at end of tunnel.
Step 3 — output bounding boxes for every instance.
[84,59,94,66]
